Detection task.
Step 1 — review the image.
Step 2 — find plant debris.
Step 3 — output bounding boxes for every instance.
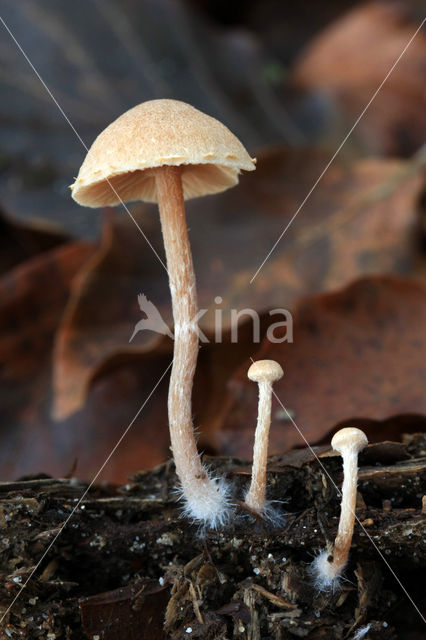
[0,435,424,639]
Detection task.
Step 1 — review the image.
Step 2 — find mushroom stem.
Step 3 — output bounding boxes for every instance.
[244,360,283,518]
[245,379,273,512]
[313,427,368,588]
[331,442,360,574]
[155,166,228,525]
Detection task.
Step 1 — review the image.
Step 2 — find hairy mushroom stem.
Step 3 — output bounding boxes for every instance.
[332,440,361,571]
[155,165,229,526]
[244,360,283,518]
[245,378,272,512]
[313,427,368,589]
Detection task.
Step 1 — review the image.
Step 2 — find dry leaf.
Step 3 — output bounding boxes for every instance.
[0,242,93,479]
[292,2,426,155]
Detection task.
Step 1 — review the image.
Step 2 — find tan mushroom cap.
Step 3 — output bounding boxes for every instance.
[248,359,284,383]
[71,99,256,207]
[331,427,368,455]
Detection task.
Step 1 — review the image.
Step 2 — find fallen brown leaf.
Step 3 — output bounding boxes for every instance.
[80,580,169,640]
[0,235,172,482]
[52,210,171,420]
[0,241,93,479]
[291,2,426,155]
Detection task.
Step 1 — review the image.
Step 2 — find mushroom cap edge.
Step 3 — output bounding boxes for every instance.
[71,99,256,207]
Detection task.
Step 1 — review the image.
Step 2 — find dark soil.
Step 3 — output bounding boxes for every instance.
[0,434,425,639]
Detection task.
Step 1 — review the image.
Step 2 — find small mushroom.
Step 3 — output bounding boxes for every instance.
[71,100,255,527]
[312,427,368,589]
[244,359,283,518]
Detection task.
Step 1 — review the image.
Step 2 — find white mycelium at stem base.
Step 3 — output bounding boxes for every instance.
[244,360,283,516]
[155,166,229,525]
[313,427,368,589]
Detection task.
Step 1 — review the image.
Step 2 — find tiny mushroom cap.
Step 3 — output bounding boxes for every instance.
[331,427,368,455]
[248,360,284,384]
[71,99,256,207]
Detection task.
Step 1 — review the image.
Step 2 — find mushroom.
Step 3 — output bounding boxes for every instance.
[244,359,283,518]
[312,427,368,589]
[71,99,256,527]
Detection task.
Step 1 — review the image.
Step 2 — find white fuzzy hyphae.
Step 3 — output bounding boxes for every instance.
[246,499,287,527]
[178,467,233,529]
[311,549,344,592]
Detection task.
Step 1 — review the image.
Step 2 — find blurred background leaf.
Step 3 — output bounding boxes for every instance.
[1,0,424,236]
